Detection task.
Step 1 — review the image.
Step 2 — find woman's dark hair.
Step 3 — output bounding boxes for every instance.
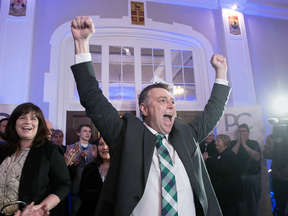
[0,102,48,157]
[95,137,108,167]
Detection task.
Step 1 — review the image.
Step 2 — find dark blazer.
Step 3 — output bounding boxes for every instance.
[71,61,231,216]
[206,148,244,206]
[0,141,71,216]
[76,162,103,216]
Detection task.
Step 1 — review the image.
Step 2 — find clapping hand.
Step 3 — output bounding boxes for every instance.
[238,133,247,147]
[64,143,81,166]
[14,202,49,216]
[91,145,98,160]
[73,157,82,166]
[80,150,89,158]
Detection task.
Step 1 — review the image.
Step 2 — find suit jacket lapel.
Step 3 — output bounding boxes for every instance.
[168,128,201,195]
[142,128,157,184]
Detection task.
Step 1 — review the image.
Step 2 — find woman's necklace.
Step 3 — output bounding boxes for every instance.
[99,164,109,176]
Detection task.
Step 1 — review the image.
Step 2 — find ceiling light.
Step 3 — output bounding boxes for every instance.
[123,47,131,56]
[231,5,239,10]
[173,86,184,95]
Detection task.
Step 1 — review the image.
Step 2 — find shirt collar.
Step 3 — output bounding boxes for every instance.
[143,122,169,140]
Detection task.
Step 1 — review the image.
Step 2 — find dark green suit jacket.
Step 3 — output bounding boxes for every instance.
[71,61,231,216]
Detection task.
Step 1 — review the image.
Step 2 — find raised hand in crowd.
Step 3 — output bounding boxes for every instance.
[71,16,95,54]
[64,143,81,166]
[210,53,227,80]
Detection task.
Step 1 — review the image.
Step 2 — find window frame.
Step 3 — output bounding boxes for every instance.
[48,16,215,134]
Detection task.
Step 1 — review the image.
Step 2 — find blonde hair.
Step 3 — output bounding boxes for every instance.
[216,134,231,147]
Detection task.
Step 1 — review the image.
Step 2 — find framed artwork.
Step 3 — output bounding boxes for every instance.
[228,13,241,35]
[9,0,27,17]
[131,1,145,25]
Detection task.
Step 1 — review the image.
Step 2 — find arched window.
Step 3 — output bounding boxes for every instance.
[74,45,196,102]
[47,16,214,133]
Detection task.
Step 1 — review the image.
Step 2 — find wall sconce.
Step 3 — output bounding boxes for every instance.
[231,5,239,10]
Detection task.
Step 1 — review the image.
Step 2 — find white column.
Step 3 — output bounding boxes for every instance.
[221,8,257,106]
[0,0,37,104]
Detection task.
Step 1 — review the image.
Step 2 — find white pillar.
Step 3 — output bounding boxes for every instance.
[0,0,37,104]
[221,8,257,106]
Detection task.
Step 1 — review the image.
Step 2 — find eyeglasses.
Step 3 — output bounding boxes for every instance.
[238,130,248,133]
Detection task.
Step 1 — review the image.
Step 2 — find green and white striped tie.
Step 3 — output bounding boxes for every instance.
[156,134,178,216]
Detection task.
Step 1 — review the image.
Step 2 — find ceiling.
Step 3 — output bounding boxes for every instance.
[147,0,288,20]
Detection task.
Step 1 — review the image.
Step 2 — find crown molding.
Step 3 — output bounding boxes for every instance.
[147,0,288,20]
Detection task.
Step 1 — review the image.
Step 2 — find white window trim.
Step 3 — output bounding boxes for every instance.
[46,15,214,135]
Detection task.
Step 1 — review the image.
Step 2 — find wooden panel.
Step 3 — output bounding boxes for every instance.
[66,110,136,145]
[66,111,98,145]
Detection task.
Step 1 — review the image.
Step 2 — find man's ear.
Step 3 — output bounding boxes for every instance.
[140,103,148,118]
[77,132,80,136]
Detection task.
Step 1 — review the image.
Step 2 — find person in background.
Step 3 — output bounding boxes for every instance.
[76,137,110,216]
[62,136,82,216]
[203,134,243,216]
[69,124,95,216]
[52,129,66,152]
[0,103,70,216]
[45,119,54,141]
[230,123,261,216]
[199,131,217,157]
[263,124,288,216]
[0,118,9,144]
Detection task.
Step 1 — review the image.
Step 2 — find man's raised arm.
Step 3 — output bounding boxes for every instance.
[70,16,123,148]
[71,16,95,55]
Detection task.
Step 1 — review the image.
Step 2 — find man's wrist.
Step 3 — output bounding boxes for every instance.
[74,39,90,55]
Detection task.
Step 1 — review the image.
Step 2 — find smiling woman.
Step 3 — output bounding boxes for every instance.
[15,112,39,143]
[0,103,70,216]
